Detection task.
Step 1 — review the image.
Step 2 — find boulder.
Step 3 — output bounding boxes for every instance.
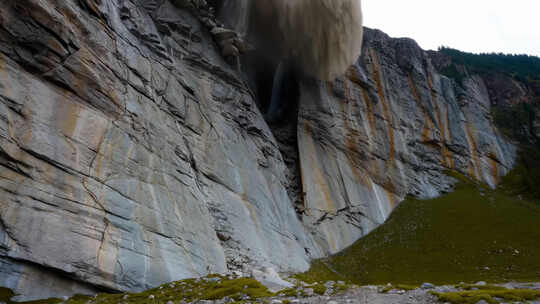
[252,268,294,293]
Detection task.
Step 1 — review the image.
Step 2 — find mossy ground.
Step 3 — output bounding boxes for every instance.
[455,284,506,291]
[432,288,540,304]
[277,281,352,298]
[80,276,275,304]
[1,275,354,304]
[380,284,418,293]
[1,276,275,304]
[1,287,16,303]
[296,170,540,285]
[498,147,540,202]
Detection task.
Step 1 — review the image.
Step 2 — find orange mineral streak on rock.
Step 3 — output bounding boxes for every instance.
[408,74,435,143]
[345,66,363,87]
[241,191,261,231]
[324,226,339,254]
[345,59,397,216]
[490,157,499,185]
[427,72,455,169]
[0,53,6,92]
[384,187,398,209]
[409,73,457,169]
[56,92,83,166]
[422,112,435,144]
[358,88,382,177]
[464,123,482,180]
[0,53,15,141]
[369,49,395,163]
[58,93,81,136]
[360,89,377,138]
[299,119,339,252]
[302,121,336,214]
[341,81,373,188]
[444,104,455,169]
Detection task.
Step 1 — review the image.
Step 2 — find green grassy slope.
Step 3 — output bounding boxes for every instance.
[297,171,540,285]
[500,147,540,201]
[432,287,540,304]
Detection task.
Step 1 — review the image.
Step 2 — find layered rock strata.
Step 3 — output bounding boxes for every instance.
[0,0,316,300]
[297,29,516,253]
[0,0,516,300]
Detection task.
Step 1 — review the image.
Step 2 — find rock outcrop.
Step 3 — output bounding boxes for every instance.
[296,29,516,253]
[428,49,540,142]
[0,0,516,300]
[0,0,316,300]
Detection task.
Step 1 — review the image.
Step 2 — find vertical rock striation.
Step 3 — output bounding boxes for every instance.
[0,0,316,300]
[0,1,517,301]
[297,29,516,254]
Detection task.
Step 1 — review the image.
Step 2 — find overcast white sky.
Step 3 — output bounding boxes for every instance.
[363,0,540,57]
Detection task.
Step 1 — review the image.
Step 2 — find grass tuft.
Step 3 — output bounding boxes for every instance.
[0,276,275,304]
[432,289,540,304]
[455,284,507,291]
[381,284,418,293]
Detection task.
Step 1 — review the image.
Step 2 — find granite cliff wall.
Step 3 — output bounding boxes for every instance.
[0,0,516,300]
[0,0,318,300]
[296,29,516,253]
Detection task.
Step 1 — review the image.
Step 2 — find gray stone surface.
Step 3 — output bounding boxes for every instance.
[297,29,516,253]
[252,267,294,293]
[0,1,517,301]
[280,286,440,304]
[0,0,314,300]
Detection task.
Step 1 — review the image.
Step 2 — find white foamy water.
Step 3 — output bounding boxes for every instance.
[220,0,363,80]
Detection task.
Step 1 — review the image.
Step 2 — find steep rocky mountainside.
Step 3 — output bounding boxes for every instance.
[0,0,317,299]
[0,0,518,300]
[429,48,540,142]
[295,28,516,254]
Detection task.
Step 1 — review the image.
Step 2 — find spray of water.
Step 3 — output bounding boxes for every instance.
[220,0,364,80]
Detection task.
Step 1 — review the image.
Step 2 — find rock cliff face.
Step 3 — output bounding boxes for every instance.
[0,0,316,299]
[0,0,516,300]
[296,29,517,253]
[428,49,540,141]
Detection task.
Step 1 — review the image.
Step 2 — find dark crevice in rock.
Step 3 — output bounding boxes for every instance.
[265,74,305,215]
[21,148,75,176]
[77,0,108,21]
[239,46,305,214]
[0,148,33,180]
[270,112,305,215]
